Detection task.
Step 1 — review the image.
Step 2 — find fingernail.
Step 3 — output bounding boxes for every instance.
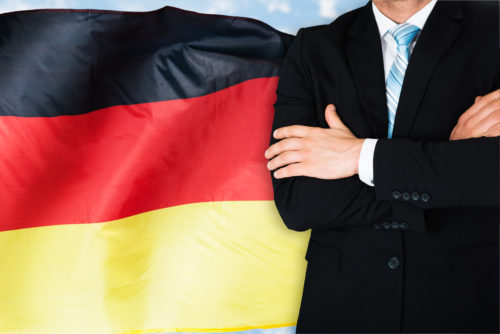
[264,149,268,157]
[329,105,334,111]
[273,130,278,137]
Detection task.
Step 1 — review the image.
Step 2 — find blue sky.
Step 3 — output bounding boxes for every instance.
[0,0,368,35]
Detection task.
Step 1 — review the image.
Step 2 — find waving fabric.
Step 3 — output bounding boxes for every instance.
[0,7,310,334]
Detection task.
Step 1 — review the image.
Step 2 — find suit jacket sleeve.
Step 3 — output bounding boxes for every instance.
[374,52,500,209]
[374,136,499,208]
[270,28,395,231]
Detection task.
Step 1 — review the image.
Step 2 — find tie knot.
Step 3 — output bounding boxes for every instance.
[388,23,421,46]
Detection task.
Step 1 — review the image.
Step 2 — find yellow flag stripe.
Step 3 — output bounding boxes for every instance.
[0,201,310,334]
[124,323,296,334]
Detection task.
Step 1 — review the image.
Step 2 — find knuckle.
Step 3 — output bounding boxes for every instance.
[272,142,281,154]
[302,135,312,142]
[300,127,310,137]
[301,144,312,155]
[310,126,319,133]
[290,135,300,144]
[492,90,500,100]
[268,157,276,168]
[457,114,465,123]
[462,118,471,130]
[287,163,300,176]
[458,112,469,123]
[489,100,500,110]
[274,144,283,154]
[274,154,284,165]
[266,147,275,158]
[282,151,294,160]
[292,137,304,148]
[295,150,306,161]
[295,126,305,137]
[280,138,290,150]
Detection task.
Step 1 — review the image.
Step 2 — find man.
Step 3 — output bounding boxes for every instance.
[265,0,499,332]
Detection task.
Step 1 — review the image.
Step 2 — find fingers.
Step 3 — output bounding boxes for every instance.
[272,124,314,140]
[325,104,339,129]
[452,89,500,140]
[449,125,457,140]
[324,103,357,138]
[265,137,304,159]
[469,89,500,115]
[267,150,305,172]
[272,162,307,178]
[472,108,500,136]
[479,89,500,105]
[459,90,499,123]
[463,92,500,135]
[483,121,500,137]
[471,93,500,121]
[324,103,348,129]
[472,90,499,114]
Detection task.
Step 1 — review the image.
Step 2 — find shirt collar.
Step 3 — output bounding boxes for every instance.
[372,0,438,38]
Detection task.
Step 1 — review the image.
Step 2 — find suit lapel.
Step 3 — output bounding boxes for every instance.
[392,1,463,138]
[345,1,388,138]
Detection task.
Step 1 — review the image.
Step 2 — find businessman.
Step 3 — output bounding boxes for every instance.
[265,0,500,332]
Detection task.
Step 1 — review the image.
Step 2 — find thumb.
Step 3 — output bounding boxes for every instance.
[325,104,341,129]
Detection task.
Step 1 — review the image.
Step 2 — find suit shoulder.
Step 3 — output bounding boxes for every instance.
[460,1,498,29]
[299,5,364,43]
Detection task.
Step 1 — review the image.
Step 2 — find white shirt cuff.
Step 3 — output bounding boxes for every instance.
[358,138,377,187]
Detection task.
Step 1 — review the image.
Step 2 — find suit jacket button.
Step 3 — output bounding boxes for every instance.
[387,256,400,270]
[392,191,401,199]
[402,192,411,200]
[391,221,400,229]
[382,221,391,229]
[373,222,382,230]
[400,222,409,230]
[421,193,430,202]
[411,192,420,201]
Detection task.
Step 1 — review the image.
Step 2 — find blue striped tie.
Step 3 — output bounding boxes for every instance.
[385,23,421,138]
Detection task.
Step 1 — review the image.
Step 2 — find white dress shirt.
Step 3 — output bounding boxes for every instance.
[357,0,437,186]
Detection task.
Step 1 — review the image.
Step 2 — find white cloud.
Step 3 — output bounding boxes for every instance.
[205,0,236,14]
[318,0,339,19]
[277,26,295,35]
[0,0,69,13]
[259,0,291,14]
[0,0,31,13]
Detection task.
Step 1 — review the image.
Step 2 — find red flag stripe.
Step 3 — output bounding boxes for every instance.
[0,77,278,231]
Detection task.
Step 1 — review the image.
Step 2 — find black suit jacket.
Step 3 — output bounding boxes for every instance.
[270,1,500,332]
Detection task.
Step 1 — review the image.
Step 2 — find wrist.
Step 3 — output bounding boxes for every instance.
[352,139,364,175]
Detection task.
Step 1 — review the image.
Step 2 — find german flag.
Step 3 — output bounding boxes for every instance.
[0,7,310,334]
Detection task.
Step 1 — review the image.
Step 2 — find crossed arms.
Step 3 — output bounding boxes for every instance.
[265,31,500,232]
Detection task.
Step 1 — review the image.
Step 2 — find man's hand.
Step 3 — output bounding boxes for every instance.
[450,89,500,140]
[265,104,364,180]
